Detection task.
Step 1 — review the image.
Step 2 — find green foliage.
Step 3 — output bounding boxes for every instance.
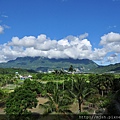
[0,89,4,98]
[0,68,36,75]
[23,79,42,94]
[0,89,8,108]
[39,88,73,116]
[64,80,72,90]
[45,82,56,94]
[5,87,38,119]
[0,69,119,117]
[4,79,41,120]
[88,74,115,97]
[112,78,120,92]
[36,73,45,79]
[99,98,110,108]
[104,90,120,115]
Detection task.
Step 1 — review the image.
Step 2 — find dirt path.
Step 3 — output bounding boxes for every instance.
[0,108,4,114]
[28,97,48,114]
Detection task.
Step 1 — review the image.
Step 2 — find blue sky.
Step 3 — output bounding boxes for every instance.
[0,0,120,65]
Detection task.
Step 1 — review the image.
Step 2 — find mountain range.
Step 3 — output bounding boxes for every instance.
[0,56,120,73]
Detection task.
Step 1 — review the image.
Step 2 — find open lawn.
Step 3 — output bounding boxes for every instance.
[2,84,17,90]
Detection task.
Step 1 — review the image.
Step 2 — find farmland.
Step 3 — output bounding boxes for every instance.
[0,69,120,119]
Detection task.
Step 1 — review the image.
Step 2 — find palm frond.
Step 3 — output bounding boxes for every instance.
[39,103,48,109]
[59,105,71,112]
[46,93,55,105]
[39,103,53,115]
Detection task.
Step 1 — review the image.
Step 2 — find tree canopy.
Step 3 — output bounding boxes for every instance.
[5,79,41,120]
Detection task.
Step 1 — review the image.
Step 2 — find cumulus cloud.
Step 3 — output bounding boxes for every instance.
[79,33,89,40]
[89,48,107,61]
[100,32,120,53]
[97,32,120,64]
[100,32,120,45]
[9,36,36,47]
[107,53,118,63]
[0,32,120,64]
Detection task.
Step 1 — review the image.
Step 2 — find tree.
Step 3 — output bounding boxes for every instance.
[112,78,120,92]
[5,80,39,120]
[22,79,42,94]
[102,74,114,94]
[96,74,114,97]
[0,89,8,108]
[39,88,73,120]
[89,74,108,97]
[68,65,74,73]
[45,82,56,94]
[5,87,38,120]
[104,89,120,115]
[36,73,44,79]
[70,75,94,113]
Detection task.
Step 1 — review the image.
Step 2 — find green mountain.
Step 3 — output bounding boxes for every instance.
[0,56,120,73]
[92,63,120,73]
[0,56,98,72]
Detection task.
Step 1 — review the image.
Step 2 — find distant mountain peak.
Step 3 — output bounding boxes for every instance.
[0,56,98,72]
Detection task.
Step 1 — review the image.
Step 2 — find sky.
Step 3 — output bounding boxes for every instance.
[0,0,120,65]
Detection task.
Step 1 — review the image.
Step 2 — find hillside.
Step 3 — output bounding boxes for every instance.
[92,63,120,73]
[0,56,120,73]
[0,56,98,72]
[0,67,37,75]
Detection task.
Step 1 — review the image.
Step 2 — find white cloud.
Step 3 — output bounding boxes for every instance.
[100,32,120,45]
[0,25,4,34]
[0,25,10,34]
[100,32,120,54]
[79,33,89,40]
[107,53,118,63]
[90,48,107,61]
[0,32,120,64]
[35,39,57,51]
[9,36,36,47]
[58,39,70,46]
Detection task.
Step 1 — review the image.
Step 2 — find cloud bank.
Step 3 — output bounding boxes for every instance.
[0,32,120,64]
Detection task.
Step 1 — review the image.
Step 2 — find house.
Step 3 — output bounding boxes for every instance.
[19,75,32,80]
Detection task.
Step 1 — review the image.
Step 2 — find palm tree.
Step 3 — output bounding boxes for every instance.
[102,74,114,94]
[39,88,73,120]
[68,65,75,74]
[70,75,94,113]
